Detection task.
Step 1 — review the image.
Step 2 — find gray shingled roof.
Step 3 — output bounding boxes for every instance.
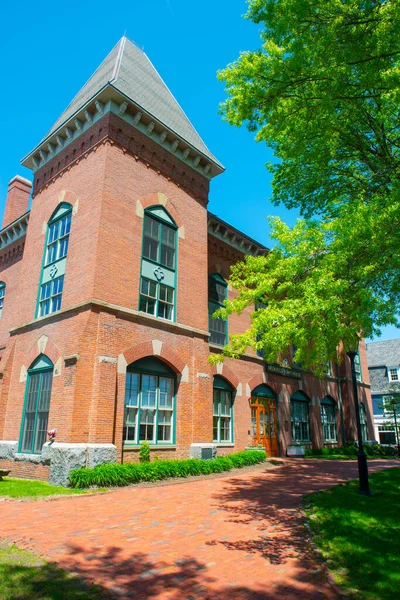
[40,37,222,168]
[366,338,400,367]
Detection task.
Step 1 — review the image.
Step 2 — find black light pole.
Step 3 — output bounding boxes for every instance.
[347,350,372,496]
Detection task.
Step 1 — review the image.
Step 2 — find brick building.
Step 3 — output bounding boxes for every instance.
[0,38,374,484]
[366,339,400,444]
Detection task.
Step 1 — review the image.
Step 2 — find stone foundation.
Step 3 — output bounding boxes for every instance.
[0,440,117,486]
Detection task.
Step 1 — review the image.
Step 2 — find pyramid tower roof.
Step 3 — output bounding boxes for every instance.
[22,37,223,177]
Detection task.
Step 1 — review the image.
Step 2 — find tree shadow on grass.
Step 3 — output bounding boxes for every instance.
[1,541,337,600]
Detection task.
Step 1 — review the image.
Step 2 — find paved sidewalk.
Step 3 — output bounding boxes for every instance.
[1,459,396,599]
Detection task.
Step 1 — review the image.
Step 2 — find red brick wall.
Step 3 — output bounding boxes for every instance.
[0,458,49,481]
[94,143,209,331]
[0,239,25,349]
[14,148,107,326]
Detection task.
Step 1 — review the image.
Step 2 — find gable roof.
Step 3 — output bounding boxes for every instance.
[366,338,400,368]
[35,37,222,170]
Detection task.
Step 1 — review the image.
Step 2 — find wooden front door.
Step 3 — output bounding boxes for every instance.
[251,397,279,456]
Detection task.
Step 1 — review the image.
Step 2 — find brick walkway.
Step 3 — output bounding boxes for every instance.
[0,459,396,599]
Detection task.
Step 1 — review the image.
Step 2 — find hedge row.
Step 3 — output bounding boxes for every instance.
[305,442,398,458]
[69,450,266,489]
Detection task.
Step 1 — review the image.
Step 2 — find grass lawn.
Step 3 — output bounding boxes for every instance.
[0,477,99,498]
[0,542,107,599]
[304,467,400,600]
[305,455,399,460]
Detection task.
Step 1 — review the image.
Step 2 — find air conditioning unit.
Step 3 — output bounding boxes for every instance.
[190,443,217,460]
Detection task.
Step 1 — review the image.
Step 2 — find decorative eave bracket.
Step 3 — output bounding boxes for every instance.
[207,213,268,257]
[0,212,30,251]
[21,88,224,181]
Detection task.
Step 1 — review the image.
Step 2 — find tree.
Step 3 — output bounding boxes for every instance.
[212,0,400,371]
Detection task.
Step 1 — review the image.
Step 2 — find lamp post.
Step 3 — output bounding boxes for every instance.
[347,350,372,496]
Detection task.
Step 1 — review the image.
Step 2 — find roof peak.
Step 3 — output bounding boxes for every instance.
[22,37,223,176]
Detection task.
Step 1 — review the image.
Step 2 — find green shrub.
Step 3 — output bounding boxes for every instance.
[69,450,266,489]
[305,441,398,459]
[139,440,151,463]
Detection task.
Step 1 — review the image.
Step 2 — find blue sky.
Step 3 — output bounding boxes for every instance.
[0,0,397,341]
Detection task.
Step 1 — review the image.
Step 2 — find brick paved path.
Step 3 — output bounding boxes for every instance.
[0,459,396,599]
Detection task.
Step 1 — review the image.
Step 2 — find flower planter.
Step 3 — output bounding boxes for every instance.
[287,445,305,457]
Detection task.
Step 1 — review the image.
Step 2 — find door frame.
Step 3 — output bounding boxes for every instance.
[249,390,280,456]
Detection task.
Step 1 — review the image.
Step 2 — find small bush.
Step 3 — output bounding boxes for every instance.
[69,450,266,489]
[139,440,151,463]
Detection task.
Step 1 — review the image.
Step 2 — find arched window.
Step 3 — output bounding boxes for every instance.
[19,355,53,454]
[208,274,228,346]
[290,391,310,443]
[37,203,72,317]
[320,397,337,442]
[124,357,176,445]
[359,403,368,442]
[213,375,234,443]
[139,206,177,321]
[0,282,5,319]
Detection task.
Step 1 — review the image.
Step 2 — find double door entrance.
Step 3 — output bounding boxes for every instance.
[251,396,279,456]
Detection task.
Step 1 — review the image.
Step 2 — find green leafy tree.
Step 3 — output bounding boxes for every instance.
[212,0,400,371]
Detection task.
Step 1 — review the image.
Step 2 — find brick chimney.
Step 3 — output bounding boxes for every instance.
[2,176,32,229]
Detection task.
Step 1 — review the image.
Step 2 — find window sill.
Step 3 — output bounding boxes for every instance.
[290,442,311,445]
[123,444,176,451]
[215,443,234,447]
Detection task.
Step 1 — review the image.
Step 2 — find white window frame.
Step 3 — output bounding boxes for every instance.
[388,367,400,382]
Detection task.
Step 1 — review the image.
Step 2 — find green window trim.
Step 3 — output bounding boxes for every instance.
[209,273,228,346]
[251,384,276,399]
[36,203,72,319]
[0,281,5,320]
[354,351,362,382]
[123,357,177,446]
[359,402,368,442]
[139,206,178,322]
[213,376,234,444]
[320,396,337,442]
[290,392,310,443]
[18,355,54,455]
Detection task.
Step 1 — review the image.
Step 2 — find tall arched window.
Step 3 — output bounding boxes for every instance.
[320,397,337,442]
[0,282,6,320]
[213,375,234,443]
[208,274,228,346]
[37,203,72,317]
[139,206,177,321]
[124,357,176,445]
[359,403,368,442]
[19,355,53,454]
[290,391,310,443]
